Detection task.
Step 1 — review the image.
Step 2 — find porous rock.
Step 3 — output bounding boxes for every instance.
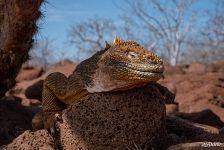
[174,109,224,129]
[0,96,38,146]
[25,80,44,101]
[167,142,224,150]
[58,83,171,150]
[166,115,224,143]
[2,130,54,150]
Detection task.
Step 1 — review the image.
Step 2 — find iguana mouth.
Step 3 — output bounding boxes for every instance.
[124,66,164,79]
[112,62,164,80]
[125,63,164,73]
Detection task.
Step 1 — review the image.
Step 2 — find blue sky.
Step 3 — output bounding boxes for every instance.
[36,0,215,61]
[37,0,124,61]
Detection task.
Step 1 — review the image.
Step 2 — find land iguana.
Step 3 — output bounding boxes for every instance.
[32,37,164,132]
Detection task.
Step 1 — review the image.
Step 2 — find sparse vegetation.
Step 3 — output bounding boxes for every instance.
[183,1,224,64]
[30,37,54,71]
[67,0,224,65]
[68,18,116,60]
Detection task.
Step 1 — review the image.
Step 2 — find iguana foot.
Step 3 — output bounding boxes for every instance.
[43,111,63,129]
[32,110,44,131]
[50,126,61,150]
[49,113,63,150]
[55,113,63,123]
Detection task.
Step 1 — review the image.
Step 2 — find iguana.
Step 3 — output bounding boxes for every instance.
[32,37,164,132]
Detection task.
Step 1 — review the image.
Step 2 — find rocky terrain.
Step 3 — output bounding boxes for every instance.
[0,60,224,149]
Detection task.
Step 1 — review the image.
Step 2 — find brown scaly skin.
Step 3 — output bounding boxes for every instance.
[32,37,164,131]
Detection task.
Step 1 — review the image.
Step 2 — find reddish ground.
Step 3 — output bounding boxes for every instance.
[160,62,224,122]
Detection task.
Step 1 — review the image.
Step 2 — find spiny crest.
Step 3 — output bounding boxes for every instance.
[112,36,123,45]
[112,36,141,47]
[104,36,148,51]
[105,41,111,50]
[111,36,146,52]
[105,36,140,50]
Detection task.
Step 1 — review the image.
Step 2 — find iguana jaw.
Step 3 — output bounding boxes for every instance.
[119,62,164,74]
[124,63,164,73]
[108,61,164,82]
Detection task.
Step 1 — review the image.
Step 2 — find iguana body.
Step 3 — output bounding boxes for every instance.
[32,37,164,130]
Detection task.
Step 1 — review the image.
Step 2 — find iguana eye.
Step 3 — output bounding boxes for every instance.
[128,51,138,59]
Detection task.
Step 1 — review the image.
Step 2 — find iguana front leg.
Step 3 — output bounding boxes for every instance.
[41,72,68,129]
[41,72,87,129]
[31,72,66,131]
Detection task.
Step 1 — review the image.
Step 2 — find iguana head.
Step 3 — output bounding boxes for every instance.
[84,37,164,92]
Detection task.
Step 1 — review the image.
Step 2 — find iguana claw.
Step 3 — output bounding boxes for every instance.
[55,113,63,123]
[50,114,62,150]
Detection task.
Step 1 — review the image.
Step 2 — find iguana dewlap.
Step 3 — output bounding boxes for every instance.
[32,37,164,130]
